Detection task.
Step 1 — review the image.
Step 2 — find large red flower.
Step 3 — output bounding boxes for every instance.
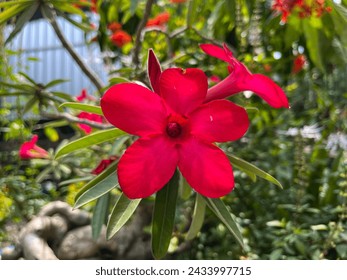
[19,135,49,159]
[101,66,249,199]
[200,43,289,109]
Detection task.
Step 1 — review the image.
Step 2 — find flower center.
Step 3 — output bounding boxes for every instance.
[166,122,182,138]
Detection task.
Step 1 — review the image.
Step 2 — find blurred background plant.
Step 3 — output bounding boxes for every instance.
[0,0,346,259]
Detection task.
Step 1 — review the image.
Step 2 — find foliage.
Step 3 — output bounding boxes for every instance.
[0,0,346,259]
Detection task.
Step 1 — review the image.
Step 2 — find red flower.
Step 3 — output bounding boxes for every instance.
[209,75,222,84]
[200,43,289,109]
[77,112,103,134]
[107,22,122,33]
[110,30,132,48]
[91,156,118,175]
[19,135,49,159]
[272,0,332,23]
[292,54,306,74]
[91,0,97,13]
[146,12,170,27]
[76,88,96,102]
[101,56,249,199]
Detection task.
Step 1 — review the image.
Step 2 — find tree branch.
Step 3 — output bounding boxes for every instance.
[41,111,112,130]
[42,5,104,92]
[132,0,155,69]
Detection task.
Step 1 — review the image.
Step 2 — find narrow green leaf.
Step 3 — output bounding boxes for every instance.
[0,0,32,8]
[55,128,125,159]
[187,0,199,28]
[186,194,206,240]
[179,173,192,200]
[5,2,39,44]
[92,193,110,239]
[0,91,32,97]
[18,71,37,85]
[106,193,141,239]
[23,96,37,114]
[59,102,103,115]
[44,79,69,89]
[59,12,94,32]
[130,0,140,15]
[74,172,118,209]
[152,171,179,259]
[48,91,75,102]
[58,176,94,187]
[0,4,29,25]
[75,161,117,201]
[204,197,244,249]
[0,81,35,92]
[53,2,87,18]
[227,154,283,189]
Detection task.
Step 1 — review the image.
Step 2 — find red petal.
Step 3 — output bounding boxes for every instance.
[147,49,162,94]
[245,74,289,108]
[118,137,179,199]
[178,139,234,198]
[190,100,249,143]
[101,83,166,137]
[160,68,208,115]
[200,44,232,64]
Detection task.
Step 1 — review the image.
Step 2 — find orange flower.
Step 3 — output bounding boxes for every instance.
[108,22,122,33]
[146,12,170,27]
[110,30,132,48]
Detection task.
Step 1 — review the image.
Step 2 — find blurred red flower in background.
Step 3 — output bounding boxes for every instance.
[110,30,132,48]
[19,135,49,159]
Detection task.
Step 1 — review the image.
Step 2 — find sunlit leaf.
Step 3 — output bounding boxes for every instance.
[75,161,118,201]
[227,153,283,189]
[59,102,103,115]
[106,193,141,239]
[55,128,125,159]
[74,172,118,209]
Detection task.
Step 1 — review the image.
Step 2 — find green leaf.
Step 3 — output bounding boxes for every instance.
[75,161,117,201]
[55,128,125,159]
[204,197,244,249]
[18,72,37,85]
[106,193,141,239]
[130,0,140,16]
[23,96,37,114]
[74,172,118,209]
[49,91,75,102]
[109,77,130,85]
[58,12,94,32]
[179,173,192,200]
[92,193,110,239]
[53,2,87,19]
[303,19,325,71]
[44,79,69,89]
[0,0,33,8]
[5,2,39,44]
[59,102,103,115]
[187,0,199,28]
[152,170,179,259]
[186,194,206,241]
[0,4,29,25]
[227,154,283,189]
